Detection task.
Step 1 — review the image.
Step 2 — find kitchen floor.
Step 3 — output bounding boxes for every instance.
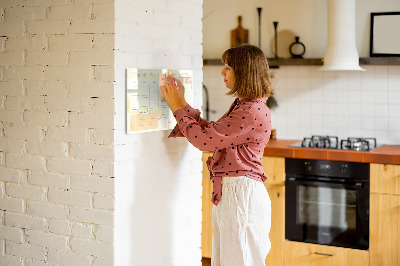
[202,257,211,266]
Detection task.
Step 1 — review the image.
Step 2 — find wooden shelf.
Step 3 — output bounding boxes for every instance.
[359,57,400,65]
[203,57,400,67]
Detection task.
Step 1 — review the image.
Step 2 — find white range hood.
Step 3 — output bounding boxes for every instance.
[320,0,365,71]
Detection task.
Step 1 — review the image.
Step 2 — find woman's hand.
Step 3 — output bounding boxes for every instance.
[160,76,184,113]
[171,75,187,108]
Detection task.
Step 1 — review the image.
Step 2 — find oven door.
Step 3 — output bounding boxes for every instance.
[285,177,369,250]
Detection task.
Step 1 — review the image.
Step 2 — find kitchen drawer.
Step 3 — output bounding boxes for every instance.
[284,240,369,266]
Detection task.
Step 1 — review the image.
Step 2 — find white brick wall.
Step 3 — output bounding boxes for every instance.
[114,0,203,265]
[0,0,115,265]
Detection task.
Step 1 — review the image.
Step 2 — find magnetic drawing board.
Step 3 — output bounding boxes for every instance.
[126,68,193,134]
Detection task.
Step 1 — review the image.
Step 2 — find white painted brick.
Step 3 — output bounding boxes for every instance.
[93,66,114,82]
[26,140,67,157]
[0,81,24,96]
[69,207,113,226]
[0,138,25,154]
[93,252,113,266]
[70,144,114,161]
[6,153,46,171]
[0,52,24,66]
[92,3,114,20]
[69,19,114,34]
[92,34,114,51]
[47,158,92,176]
[6,183,46,201]
[48,188,91,208]
[71,222,92,239]
[70,237,113,257]
[48,4,91,20]
[48,219,71,236]
[25,80,67,97]
[4,125,43,141]
[4,6,46,22]
[25,229,68,251]
[43,96,81,112]
[69,113,114,129]
[0,197,24,213]
[6,241,46,261]
[27,21,69,35]
[47,249,91,266]
[0,226,23,243]
[44,66,91,82]
[28,171,69,189]
[4,96,46,111]
[0,22,24,36]
[90,128,114,146]
[5,212,48,231]
[0,37,5,52]
[46,127,88,144]
[69,81,114,98]
[70,175,113,194]
[5,36,47,52]
[94,225,112,243]
[0,110,23,124]
[92,160,113,177]
[0,255,23,266]
[0,152,5,166]
[3,66,44,81]
[93,194,113,210]
[49,35,93,52]
[69,51,113,66]
[24,111,68,127]
[78,97,114,114]
[26,51,68,66]
[27,200,69,219]
[24,259,48,266]
[22,0,69,6]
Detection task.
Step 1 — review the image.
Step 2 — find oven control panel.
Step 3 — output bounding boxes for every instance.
[286,158,369,180]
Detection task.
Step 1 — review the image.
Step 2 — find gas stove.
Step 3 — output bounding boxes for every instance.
[289,135,381,151]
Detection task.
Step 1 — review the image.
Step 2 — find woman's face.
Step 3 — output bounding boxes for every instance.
[220,64,235,89]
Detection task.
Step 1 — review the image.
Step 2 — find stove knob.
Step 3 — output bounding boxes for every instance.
[340,164,347,174]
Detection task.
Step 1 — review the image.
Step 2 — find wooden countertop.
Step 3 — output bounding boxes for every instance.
[263,139,400,165]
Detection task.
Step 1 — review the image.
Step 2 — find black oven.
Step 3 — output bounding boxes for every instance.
[285,158,369,250]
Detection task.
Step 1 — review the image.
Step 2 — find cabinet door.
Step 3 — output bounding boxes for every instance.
[284,241,369,266]
[264,184,284,266]
[262,156,285,186]
[370,163,400,195]
[370,193,400,266]
[202,152,213,258]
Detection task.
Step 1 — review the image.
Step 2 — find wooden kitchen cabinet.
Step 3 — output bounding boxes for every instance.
[370,163,400,266]
[370,163,400,195]
[201,154,286,266]
[284,241,369,266]
[202,152,213,258]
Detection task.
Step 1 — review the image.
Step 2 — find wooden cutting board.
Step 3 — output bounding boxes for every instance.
[231,16,249,48]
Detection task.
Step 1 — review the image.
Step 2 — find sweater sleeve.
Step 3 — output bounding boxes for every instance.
[168,103,210,138]
[172,106,257,152]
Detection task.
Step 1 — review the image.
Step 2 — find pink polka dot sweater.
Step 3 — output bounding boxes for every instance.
[169,97,272,206]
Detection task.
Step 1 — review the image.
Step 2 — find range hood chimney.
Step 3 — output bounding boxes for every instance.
[320,0,365,71]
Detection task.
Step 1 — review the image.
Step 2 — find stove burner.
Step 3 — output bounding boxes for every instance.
[295,136,378,151]
[301,135,339,149]
[340,137,377,151]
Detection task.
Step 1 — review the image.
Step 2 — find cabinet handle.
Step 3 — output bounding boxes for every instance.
[314,252,335,257]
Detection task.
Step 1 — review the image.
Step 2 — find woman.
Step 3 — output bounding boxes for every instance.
[161,44,273,266]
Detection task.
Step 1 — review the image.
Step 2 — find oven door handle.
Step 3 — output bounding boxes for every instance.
[287,177,364,189]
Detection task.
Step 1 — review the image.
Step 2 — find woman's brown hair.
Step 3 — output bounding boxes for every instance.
[221,44,273,99]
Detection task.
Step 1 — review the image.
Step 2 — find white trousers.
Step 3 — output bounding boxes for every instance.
[212,176,271,266]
